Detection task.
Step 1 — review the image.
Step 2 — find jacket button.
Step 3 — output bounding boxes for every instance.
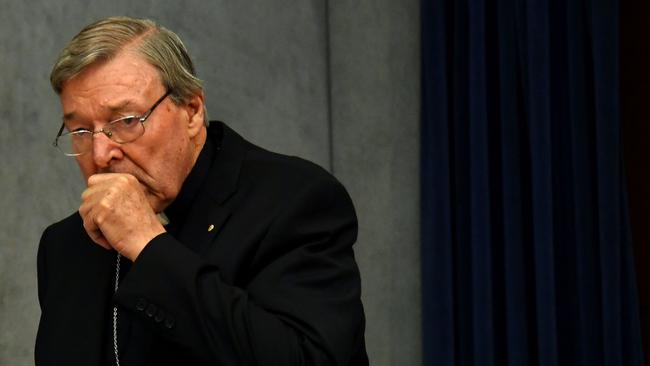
[136,298,147,311]
[154,309,165,323]
[164,316,175,329]
[145,303,157,318]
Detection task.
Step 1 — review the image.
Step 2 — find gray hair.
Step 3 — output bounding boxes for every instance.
[50,16,208,124]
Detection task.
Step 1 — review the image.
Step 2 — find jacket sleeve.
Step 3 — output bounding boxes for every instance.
[37,227,48,310]
[113,175,367,365]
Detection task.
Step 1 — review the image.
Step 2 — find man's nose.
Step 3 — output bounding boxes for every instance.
[92,132,123,168]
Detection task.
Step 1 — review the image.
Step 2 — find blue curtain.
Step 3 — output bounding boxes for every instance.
[420,0,645,365]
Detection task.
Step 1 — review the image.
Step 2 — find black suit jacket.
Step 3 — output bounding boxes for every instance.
[36,122,368,365]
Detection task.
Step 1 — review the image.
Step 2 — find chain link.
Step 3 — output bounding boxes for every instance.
[113,252,121,366]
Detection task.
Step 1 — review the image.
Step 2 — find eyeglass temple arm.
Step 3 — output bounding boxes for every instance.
[141,91,171,121]
[52,123,66,147]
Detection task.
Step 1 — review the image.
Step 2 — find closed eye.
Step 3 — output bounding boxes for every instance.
[112,116,140,126]
[71,127,91,133]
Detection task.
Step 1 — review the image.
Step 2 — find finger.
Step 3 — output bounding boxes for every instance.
[78,197,94,221]
[89,230,111,250]
[88,172,137,187]
[92,233,111,250]
[82,176,127,202]
[81,182,112,201]
[88,227,111,249]
[81,185,97,201]
[79,190,106,217]
[87,173,120,186]
[82,213,111,250]
[83,175,117,200]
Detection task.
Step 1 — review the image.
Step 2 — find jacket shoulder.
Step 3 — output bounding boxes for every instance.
[241,146,342,193]
[40,212,83,249]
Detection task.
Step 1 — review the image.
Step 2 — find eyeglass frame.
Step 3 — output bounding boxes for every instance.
[53,91,171,156]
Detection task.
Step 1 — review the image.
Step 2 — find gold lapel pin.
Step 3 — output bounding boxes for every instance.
[208,224,215,232]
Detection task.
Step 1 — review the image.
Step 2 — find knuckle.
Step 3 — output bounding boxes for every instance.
[99,198,113,212]
[82,218,93,231]
[95,215,104,226]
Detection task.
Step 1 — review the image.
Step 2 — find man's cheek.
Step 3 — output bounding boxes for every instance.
[77,162,97,182]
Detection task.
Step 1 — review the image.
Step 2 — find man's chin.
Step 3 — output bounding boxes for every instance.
[131,180,163,213]
[144,192,162,213]
[145,191,171,214]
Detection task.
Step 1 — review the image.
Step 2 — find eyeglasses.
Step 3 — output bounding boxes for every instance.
[53,91,171,156]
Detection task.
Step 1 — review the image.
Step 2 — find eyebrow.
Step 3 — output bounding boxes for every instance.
[62,99,139,122]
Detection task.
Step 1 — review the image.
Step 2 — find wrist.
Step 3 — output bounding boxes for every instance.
[124,226,166,262]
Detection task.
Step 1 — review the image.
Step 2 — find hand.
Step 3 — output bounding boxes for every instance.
[79,173,166,261]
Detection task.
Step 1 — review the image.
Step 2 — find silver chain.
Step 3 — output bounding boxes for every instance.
[113,252,121,366]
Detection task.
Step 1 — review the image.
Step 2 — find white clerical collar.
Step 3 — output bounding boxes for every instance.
[156,212,170,226]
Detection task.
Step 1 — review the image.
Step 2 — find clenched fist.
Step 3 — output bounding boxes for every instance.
[79,173,166,261]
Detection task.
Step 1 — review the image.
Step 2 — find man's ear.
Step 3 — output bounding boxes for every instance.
[184,91,206,138]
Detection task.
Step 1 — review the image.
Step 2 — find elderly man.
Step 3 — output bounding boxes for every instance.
[36,16,367,365]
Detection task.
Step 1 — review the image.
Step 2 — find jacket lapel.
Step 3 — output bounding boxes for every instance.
[176,122,250,254]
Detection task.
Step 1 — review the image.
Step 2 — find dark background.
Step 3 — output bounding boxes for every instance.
[622,0,650,363]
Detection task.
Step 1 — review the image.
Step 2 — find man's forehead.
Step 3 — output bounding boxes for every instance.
[60,54,164,119]
[61,52,161,100]
[62,98,140,121]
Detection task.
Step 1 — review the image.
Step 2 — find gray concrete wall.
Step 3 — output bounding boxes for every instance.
[328,1,422,364]
[0,1,420,365]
